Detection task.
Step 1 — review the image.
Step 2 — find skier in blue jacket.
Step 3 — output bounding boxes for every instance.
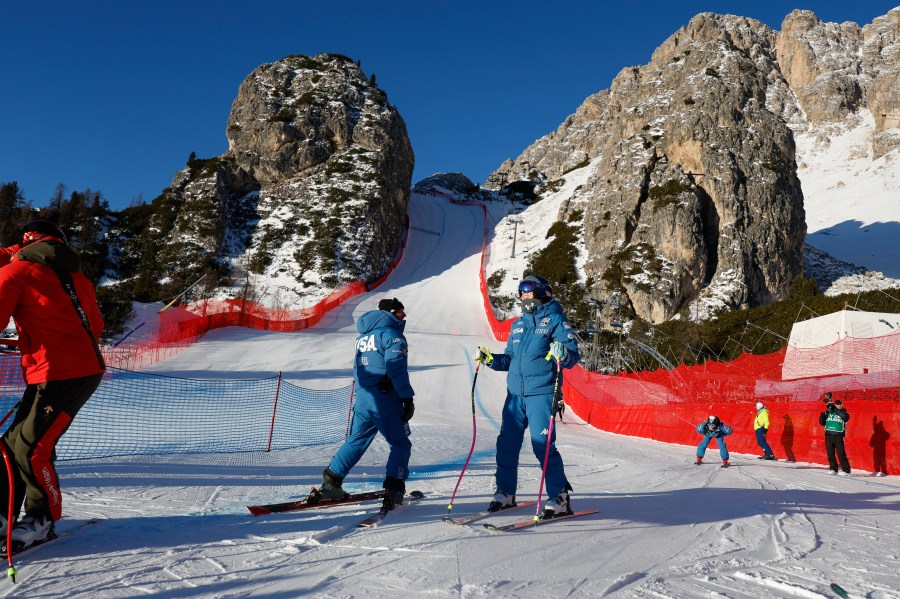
[696,416,733,466]
[474,275,580,518]
[318,298,415,510]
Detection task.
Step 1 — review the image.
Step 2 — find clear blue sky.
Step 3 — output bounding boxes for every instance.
[2,1,896,210]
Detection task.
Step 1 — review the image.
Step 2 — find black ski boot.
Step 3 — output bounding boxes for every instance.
[318,468,349,501]
[488,490,516,512]
[382,477,406,511]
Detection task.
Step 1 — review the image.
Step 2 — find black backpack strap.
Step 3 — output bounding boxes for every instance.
[53,269,105,371]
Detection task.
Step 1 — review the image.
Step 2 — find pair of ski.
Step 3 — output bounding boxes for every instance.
[247,488,425,528]
[443,501,598,533]
[248,489,597,532]
[0,518,101,559]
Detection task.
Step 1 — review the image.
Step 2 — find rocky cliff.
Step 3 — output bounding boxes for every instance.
[488,9,898,324]
[152,53,413,305]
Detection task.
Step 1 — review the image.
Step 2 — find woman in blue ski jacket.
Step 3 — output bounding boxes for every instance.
[695,416,733,466]
[319,298,415,510]
[474,275,580,517]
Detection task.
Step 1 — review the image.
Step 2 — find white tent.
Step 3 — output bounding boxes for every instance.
[782,309,900,380]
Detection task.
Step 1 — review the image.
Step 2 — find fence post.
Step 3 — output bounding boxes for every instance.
[267,371,282,452]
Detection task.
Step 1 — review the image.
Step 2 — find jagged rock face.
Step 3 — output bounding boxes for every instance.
[488,91,613,188]
[163,156,259,256]
[493,14,808,323]
[776,11,866,124]
[776,7,900,152]
[414,172,480,195]
[162,53,413,299]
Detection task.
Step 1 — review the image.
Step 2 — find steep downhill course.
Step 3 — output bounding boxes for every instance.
[16,192,899,598]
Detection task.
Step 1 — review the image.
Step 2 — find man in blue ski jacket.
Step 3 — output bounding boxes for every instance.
[474,275,579,518]
[695,416,733,466]
[318,298,415,510]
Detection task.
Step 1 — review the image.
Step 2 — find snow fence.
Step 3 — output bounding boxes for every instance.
[0,357,354,460]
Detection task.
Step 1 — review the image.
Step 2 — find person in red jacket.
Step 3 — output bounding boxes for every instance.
[0,221,105,554]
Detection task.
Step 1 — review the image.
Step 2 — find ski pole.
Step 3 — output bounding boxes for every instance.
[2,443,16,583]
[534,356,562,522]
[732,411,753,427]
[0,401,22,583]
[447,362,480,514]
[672,412,696,427]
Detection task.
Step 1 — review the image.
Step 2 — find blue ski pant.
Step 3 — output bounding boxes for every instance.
[495,391,569,500]
[328,385,411,482]
[755,427,774,457]
[697,435,729,460]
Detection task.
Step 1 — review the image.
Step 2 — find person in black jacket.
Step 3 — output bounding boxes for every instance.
[818,392,851,475]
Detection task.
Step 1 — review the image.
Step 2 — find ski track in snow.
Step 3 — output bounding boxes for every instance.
[1,193,898,598]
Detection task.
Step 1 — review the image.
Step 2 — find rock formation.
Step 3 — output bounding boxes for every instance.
[156,53,414,302]
[488,9,899,323]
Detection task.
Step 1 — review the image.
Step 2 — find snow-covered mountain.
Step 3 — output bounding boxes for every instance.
[481,8,899,323]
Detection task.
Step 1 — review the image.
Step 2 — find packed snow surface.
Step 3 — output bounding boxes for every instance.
[13,194,899,598]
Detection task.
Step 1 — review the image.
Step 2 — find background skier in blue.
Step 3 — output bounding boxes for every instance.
[695,416,733,466]
[474,275,579,517]
[319,298,415,510]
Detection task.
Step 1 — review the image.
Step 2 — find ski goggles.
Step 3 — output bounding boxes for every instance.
[517,280,538,296]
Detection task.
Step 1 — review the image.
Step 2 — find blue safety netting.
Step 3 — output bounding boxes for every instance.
[0,353,353,460]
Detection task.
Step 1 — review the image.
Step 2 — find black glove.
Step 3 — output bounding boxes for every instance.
[401,398,415,422]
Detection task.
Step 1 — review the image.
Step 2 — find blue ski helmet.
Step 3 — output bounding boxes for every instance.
[518,275,553,302]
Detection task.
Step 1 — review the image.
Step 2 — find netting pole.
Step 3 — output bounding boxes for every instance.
[345,382,356,438]
[266,372,282,452]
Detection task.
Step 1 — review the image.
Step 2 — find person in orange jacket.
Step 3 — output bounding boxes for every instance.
[0,221,105,554]
[0,244,20,266]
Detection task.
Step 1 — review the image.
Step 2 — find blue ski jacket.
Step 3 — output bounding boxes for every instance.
[696,422,733,438]
[354,309,414,398]
[488,299,579,396]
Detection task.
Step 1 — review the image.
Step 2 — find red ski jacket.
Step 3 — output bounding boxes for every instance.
[0,240,104,383]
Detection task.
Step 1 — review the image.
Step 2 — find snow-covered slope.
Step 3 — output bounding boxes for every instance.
[797,109,900,283]
[15,193,899,598]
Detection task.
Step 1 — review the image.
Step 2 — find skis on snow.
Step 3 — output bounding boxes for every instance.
[247,488,386,516]
[1,518,101,558]
[483,509,599,533]
[356,490,425,528]
[442,501,537,526]
[830,583,851,598]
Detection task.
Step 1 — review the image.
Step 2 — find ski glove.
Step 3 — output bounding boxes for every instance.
[474,346,493,365]
[549,341,567,361]
[401,398,415,422]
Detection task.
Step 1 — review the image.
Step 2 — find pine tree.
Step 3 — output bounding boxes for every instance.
[0,181,30,245]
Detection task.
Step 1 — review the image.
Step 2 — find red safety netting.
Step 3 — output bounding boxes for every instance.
[554,344,899,474]
[103,216,408,371]
[466,193,899,474]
